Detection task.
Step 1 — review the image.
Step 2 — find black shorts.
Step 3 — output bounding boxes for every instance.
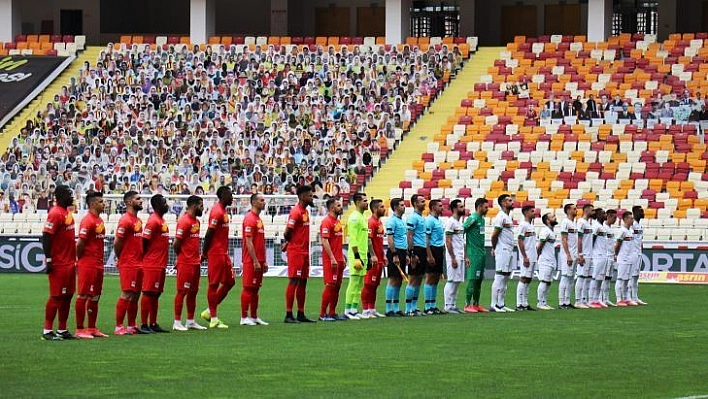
[409,246,428,276]
[386,248,408,280]
[427,245,445,274]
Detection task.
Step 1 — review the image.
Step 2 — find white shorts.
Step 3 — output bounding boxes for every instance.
[605,258,616,278]
[577,256,592,277]
[537,263,556,282]
[518,260,536,279]
[617,262,632,281]
[495,247,515,273]
[592,258,608,280]
[631,255,642,277]
[445,255,465,282]
[558,255,577,277]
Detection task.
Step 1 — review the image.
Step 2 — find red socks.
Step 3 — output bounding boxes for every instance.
[250,288,259,319]
[87,300,99,329]
[150,295,159,325]
[295,282,306,312]
[58,296,71,331]
[285,281,297,312]
[127,299,138,327]
[241,287,252,318]
[75,296,88,329]
[174,291,186,321]
[186,292,196,320]
[44,296,61,330]
[332,284,341,313]
[320,284,340,316]
[116,297,129,326]
[140,295,151,326]
[362,284,377,309]
[207,284,219,318]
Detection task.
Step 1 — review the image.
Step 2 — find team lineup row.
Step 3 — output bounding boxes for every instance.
[40,184,646,340]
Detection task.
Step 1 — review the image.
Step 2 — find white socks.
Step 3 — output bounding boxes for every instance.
[559,276,572,305]
[615,279,628,302]
[537,282,549,306]
[516,281,527,307]
[491,274,505,308]
[574,277,585,304]
[444,281,460,309]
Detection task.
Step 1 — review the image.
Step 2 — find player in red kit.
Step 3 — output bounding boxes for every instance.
[281,185,316,323]
[362,199,387,318]
[240,193,269,326]
[75,191,108,339]
[114,191,149,335]
[41,185,77,341]
[172,196,206,331]
[200,186,235,329]
[319,197,345,322]
[140,194,171,333]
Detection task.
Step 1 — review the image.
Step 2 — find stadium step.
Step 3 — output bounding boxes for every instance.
[0,46,103,151]
[362,47,504,205]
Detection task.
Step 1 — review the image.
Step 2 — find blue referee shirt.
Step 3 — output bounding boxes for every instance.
[386,214,408,250]
[407,211,427,248]
[426,215,444,247]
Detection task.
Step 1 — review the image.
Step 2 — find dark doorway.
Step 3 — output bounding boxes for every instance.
[60,10,83,35]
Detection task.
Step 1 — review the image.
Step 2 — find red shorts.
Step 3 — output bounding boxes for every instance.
[364,262,384,287]
[142,268,167,293]
[77,266,104,296]
[176,263,200,293]
[119,267,143,293]
[48,266,76,297]
[287,252,310,279]
[323,260,345,285]
[242,262,264,288]
[208,254,235,286]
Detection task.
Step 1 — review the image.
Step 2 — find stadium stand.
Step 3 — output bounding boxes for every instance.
[399,33,708,241]
[0,35,85,56]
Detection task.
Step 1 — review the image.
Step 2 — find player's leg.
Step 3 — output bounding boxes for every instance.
[574,260,587,308]
[386,275,402,316]
[240,285,258,326]
[127,269,146,333]
[250,280,268,325]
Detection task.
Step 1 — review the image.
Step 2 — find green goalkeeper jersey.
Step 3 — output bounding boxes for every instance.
[347,210,369,274]
[463,213,485,258]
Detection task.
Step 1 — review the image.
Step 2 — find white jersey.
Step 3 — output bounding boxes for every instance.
[616,226,635,264]
[558,218,578,261]
[592,220,608,259]
[604,222,616,258]
[578,217,594,257]
[538,225,557,266]
[632,220,644,255]
[444,216,465,260]
[516,220,538,263]
[493,210,515,250]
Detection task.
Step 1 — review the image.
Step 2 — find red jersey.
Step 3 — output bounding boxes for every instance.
[43,205,76,267]
[207,202,230,255]
[286,203,310,255]
[116,212,143,269]
[320,214,344,262]
[142,212,169,270]
[368,216,385,260]
[77,212,105,270]
[242,210,265,264]
[176,213,201,265]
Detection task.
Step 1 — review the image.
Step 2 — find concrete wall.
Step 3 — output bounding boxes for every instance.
[215,0,270,35]
[16,0,100,43]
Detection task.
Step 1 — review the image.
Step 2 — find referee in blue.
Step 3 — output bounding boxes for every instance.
[385,198,408,317]
[406,194,428,316]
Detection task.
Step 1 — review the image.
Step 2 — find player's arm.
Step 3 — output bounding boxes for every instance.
[76,237,86,259]
[537,239,546,257]
[350,218,364,269]
[173,223,184,255]
[42,232,54,274]
[202,211,218,258]
[245,232,261,270]
[614,234,623,257]
[577,228,584,256]
[490,227,501,256]
[281,211,297,251]
[114,233,125,258]
[561,229,571,261]
[425,221,434,265]
[367,234,376,269]
[320,225,337,269]
[517,230,529,267]
[445,230,457,268]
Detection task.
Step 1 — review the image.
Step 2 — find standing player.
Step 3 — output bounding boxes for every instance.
[41,185,77,341]
[536,213,558,310]
[282,185,316,323]
[423,199,445,315]
[345,193,372,319]
[443,199,466,314]
[490,194,515,313]
[384,198,408,317]
[362,198,387,318]
[588,208,608,309]
[319,197,345,321]
[463,198,490,313]
[114,191,149,335]
[406,194,427,316]
[515,205,537,311]
[200,186,236,329]
[601,210,618,306]
[575,203,595,309]
[140,194,171,333]
[630,206,648,305]
[241,193,269,326]
[75,191,108,339]
[615,211,636,306]
[172,195,207,331]
[558,203,579,309]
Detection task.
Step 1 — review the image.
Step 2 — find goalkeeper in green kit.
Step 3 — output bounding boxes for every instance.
[463,198,490,313]
[345,193,375,320]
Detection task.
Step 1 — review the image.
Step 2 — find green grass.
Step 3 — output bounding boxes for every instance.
[1,274,707,398]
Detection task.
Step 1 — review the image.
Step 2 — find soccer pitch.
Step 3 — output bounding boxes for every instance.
[1,274,707,398]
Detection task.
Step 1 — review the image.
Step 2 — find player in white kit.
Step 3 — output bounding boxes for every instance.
[490,194,516,313]
[630,206,648,305]
[443,199,466,314]
[515,205,537,311]
[536,213,558,310]
[588,208,607,308]
[601,210,618,306]
[558,203,579,309]
[615,211,637,306]
[575,203,595,309]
